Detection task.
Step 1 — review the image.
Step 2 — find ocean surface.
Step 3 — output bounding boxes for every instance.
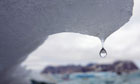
[40,71,140,84]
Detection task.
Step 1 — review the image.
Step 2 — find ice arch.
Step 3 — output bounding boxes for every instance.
[0,0,133,84]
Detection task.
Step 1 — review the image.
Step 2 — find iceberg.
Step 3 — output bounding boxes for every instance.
[0,0,133,83]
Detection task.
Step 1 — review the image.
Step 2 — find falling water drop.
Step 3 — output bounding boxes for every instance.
[99,39,107,58]
[99,47,107,58]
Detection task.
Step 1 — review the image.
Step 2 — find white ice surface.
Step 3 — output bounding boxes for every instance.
[0,0,133,84]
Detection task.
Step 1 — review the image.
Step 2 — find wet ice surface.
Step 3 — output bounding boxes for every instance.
[0,0,133,84]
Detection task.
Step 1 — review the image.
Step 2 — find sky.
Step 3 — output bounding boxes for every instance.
[22,0,140,71]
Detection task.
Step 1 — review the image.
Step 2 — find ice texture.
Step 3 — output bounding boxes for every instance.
[0,0,133,84]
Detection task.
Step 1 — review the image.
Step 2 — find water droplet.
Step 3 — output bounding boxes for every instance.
[99,48,107,58]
